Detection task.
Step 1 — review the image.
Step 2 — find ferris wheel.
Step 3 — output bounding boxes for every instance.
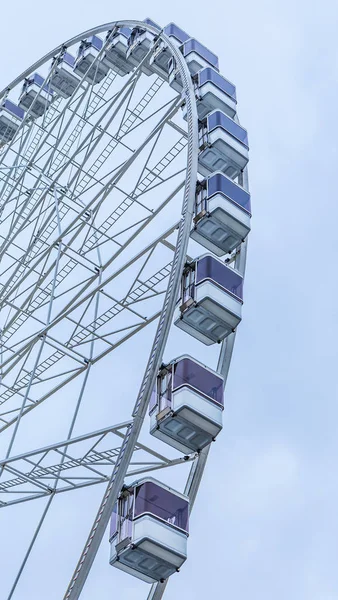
[0,18,250,600]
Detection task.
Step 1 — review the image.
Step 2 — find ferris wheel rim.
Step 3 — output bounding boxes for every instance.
[59,21,199,600]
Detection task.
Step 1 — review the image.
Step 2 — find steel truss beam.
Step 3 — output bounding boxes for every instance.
[0,423,194,507]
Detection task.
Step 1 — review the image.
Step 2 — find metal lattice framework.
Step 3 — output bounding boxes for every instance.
[0,19,249,600]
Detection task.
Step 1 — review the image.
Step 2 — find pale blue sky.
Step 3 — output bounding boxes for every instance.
[1,1,338,599]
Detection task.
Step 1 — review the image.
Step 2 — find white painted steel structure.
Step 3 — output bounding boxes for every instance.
[0,18,250,600]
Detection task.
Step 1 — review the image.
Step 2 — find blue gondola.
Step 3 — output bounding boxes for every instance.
[0,99,24,145]
[191,172,251,255]
[110,478,189,583]
[49,53,80,98]
[183,67,237,121]
[149,23,190,79]
[182,38,219,75]
[18,73,54,118]
[174,254,243,345]
[126,18,161,76]
[149,355,224,453]
[169,38,219,93]
[73,36,110,84]
[198,110,249,179]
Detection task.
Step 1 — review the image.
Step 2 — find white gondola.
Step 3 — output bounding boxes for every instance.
[191,172,251,255]
[0,100,24,145]
[73,35,109,84]
[149,23,190,79]
[110,478,189,583]
[149,356,224,453]
[103,27,139,76]
[183,67,237,121]
[49,53,80,98]
[198,110,249,179]
[174,254,243,345]
[126,19,161,76]
[18,73,54,118]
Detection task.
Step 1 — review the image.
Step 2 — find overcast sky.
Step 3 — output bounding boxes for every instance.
[1,1,338,599]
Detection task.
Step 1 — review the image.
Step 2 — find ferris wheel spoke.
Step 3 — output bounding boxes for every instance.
[0,70,122,223]
[0,98,62,202]
[0,95,182,315]
[0,218,182,438]
[0,308,159,432]
[67,258,173,353]
[0,95,69,204]
[113,71,143,135]
[0,246,67,460]
[5,235,111,595]
[47,69,145,180]
[1,280,103,518]
[0,163,184,369]
[0,343,42,413]
[3,246,170,375]
[67,93,181,214]
[78,137,185,256]
[114,91,178,147]
[44,77,114,176]
[5,495,54,600]
[0,218,181,434]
